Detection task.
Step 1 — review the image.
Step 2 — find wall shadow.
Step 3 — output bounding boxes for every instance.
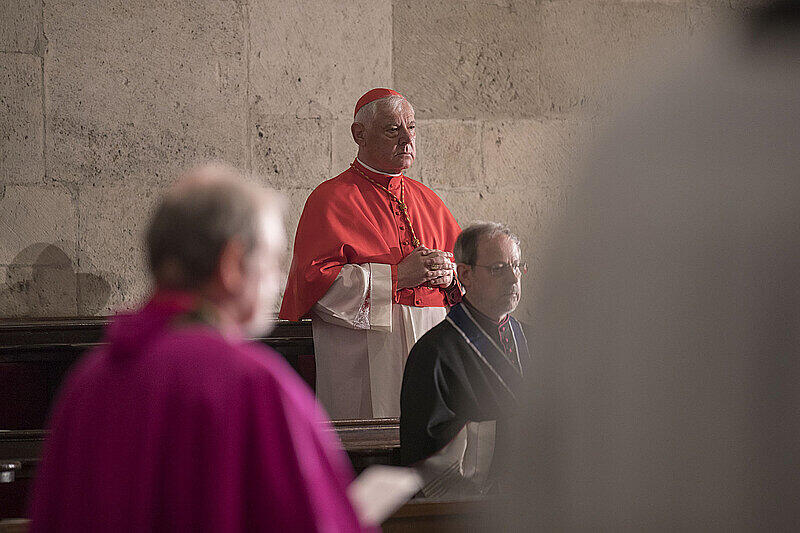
[1,243,112,317]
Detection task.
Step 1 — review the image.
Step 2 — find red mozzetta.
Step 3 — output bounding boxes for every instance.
[279,159,461,321]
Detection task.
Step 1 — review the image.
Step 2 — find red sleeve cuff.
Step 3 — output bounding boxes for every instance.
[445,277,463,305]
[391,263,399,302]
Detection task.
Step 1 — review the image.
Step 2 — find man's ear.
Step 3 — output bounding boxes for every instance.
[351,122,366,146]
[457,263,472,291]
[217,239,247,295]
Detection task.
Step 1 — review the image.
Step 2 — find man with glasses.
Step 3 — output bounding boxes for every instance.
[399,222,530,497]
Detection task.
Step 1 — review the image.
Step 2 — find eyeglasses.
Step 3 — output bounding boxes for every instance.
[469,261,528,277]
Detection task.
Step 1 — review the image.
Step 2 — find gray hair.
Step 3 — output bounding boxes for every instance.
[146,163,282,290]
[353,94,409,128]
[454,222,521,265]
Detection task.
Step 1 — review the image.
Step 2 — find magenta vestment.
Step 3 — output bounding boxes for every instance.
[29,293,368,532]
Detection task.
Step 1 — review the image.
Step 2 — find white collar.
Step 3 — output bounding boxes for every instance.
[356,158,402,177]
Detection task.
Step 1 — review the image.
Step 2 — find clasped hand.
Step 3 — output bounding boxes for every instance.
[396,246,456,290]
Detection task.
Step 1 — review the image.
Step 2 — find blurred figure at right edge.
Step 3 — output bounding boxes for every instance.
[502,2,800,531]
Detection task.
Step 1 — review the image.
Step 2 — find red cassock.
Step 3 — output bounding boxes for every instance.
[279,159,461,321]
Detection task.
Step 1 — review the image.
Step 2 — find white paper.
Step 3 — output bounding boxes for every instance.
[347,465,424,526]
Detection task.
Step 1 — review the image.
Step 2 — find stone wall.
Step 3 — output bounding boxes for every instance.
[1,0,748,320]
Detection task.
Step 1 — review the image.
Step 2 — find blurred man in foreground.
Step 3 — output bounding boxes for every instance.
[503,2,800,530]
[400,222,530,497]
[29,164,367,532]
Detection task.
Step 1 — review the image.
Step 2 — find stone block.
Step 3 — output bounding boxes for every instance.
[412,119,481,190]
[0,184,77,265]
[687,1,750,44]
[393,0,539,119]
[0,0,41,53]
[249,0,392,119]
[481,189,539,246]
[483,118,592,191]
[434,189,491,230]
[537,1,688,114]
[279,187,314,251]
[331,117,357,177]
[482,117,594,278]
[689,0,757,9]
[0,266,23,315]
[0,53,44,184]
[251,114,331,189]
[77,183,164,313]
[44,0,247,186]
[276,187,313,309]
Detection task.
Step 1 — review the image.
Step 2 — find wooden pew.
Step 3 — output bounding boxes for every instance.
[0,318,315,430]
[0,419,399,520]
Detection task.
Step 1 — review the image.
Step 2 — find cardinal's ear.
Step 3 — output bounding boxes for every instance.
[352,122,367,146]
